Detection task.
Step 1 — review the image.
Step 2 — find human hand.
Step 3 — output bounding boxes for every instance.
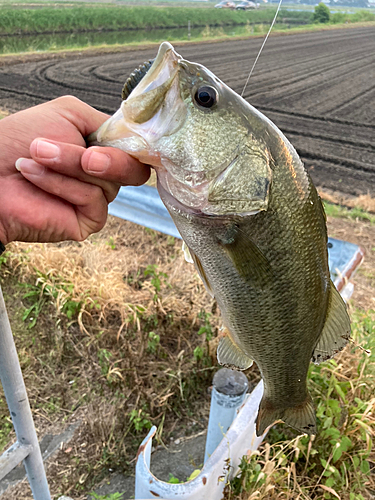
[0,96,150,246]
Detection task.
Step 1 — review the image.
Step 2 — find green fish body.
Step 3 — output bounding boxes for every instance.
[89,42,350,435]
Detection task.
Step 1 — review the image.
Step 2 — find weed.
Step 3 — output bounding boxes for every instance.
[21,269,82,328]
[90,493,124,500]
[129,408,152,433]
[197,310,214,341]
[194,309,215,364]
[144,264,169,301]
[0,402,13,450]
[0,251,7,269]
[167,469,201,484]
[193,346,204,361]
[0,6,309,36]
[106,237,116,250]
[147,331,160,354]
[168,474,180,484]
[97,349,123,385]
[323,201,375,224]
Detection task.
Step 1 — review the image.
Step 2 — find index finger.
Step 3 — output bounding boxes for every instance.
[82,146,151,186]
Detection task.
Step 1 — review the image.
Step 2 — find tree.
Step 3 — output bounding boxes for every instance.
[313,2,330,23]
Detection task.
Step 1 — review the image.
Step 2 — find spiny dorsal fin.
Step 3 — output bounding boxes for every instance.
[312,280,351,365]
[182,241,214,298]
[217,333,253,370]
[256,394,316,437]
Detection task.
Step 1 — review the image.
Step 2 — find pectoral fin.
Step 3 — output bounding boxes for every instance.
[182,242,214,298]
[312,281,351,365]
[217,333,253,370]
[218,225,273,284]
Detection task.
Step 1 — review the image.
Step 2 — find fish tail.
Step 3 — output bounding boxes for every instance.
[256,394,316,436]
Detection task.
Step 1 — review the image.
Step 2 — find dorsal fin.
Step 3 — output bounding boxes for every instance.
[312,281,351,365]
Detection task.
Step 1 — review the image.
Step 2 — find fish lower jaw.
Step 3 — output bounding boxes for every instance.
[156,169,211,213]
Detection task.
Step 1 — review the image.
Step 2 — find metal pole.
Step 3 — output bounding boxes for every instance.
[204,368,248,463]
[188,20,191,41]
[0,285,51,500]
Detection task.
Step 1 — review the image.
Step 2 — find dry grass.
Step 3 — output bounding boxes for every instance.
[0,208,374,499]
[319,190,375,214]
[0,107,9,119]
[0,216,220,499]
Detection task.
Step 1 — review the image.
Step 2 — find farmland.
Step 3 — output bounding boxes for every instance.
[0,25,374,199]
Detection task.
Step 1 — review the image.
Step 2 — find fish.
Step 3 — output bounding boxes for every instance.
[88,42,351,436]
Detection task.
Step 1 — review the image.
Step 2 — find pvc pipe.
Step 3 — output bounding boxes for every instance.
[204,368,248,463]
[0,286,51,500]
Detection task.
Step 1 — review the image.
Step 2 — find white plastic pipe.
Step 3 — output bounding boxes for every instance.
[135,381,265,500]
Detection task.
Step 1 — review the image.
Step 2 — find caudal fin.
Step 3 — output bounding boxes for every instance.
[256,395,316,436]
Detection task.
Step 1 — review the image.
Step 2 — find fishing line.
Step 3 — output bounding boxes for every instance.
[241,0,283,98]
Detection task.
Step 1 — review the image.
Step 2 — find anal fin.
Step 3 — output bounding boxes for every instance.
[217,333,253,370]
[256,394,316,437]
[312,280,351,365]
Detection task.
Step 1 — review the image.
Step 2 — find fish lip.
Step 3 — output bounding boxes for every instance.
[87,42,182,147]
[125,42,181,101]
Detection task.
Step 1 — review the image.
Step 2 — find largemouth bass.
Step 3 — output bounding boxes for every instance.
[89,42,350,436]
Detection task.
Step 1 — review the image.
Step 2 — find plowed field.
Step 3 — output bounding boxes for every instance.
[0,26,374,197]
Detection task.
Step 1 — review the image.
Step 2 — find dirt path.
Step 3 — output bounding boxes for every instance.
[0,26,374,198]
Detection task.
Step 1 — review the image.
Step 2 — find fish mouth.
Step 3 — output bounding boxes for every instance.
[87,42,185,160]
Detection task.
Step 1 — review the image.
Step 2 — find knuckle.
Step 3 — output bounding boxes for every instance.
[55,95,81,107]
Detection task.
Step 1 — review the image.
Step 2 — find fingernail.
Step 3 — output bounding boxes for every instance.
[15,158,44,175]
[35,139,60,159]
[86,151,111,173]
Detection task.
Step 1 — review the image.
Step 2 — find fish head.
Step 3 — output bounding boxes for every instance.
[89,42,272,216]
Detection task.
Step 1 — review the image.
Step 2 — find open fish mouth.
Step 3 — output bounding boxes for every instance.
[87,42,184,161]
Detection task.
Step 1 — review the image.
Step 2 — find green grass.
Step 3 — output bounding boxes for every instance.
[0,5,313,36]
[0,3,374,57]
[323,201,375,225]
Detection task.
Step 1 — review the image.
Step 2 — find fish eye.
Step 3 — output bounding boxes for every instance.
[194,86,218,109]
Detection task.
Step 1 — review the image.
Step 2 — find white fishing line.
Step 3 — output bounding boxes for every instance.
[241,0,283,97]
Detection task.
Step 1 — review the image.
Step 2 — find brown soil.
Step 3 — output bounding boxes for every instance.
[0,26,374,198]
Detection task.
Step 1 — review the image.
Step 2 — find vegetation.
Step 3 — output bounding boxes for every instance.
[0,4,373,56]
[330,8,375,23]
[0,5,313,36]
[323,201,375,225]
[0,220,217,496]
[313,2,331,23]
